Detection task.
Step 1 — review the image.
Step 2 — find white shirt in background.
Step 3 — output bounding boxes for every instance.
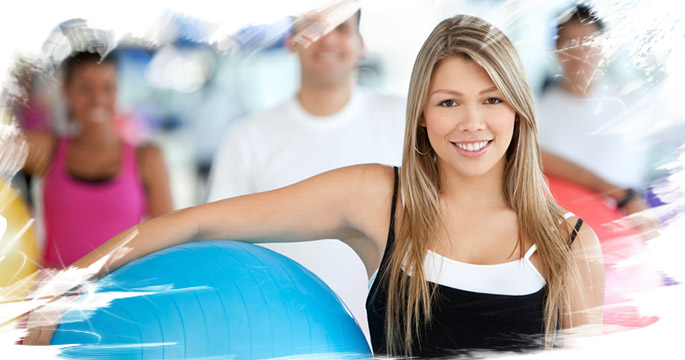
[207,86,406,344]
[537,81,649,189]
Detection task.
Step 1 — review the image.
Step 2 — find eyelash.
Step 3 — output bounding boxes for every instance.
[485,97,503,105]
[438,98,503,107]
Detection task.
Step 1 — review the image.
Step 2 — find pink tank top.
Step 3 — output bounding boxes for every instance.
[42,138,146,268]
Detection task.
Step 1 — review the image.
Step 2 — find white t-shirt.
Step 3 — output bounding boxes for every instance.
[207,87,405,344]
[537,82,649,189]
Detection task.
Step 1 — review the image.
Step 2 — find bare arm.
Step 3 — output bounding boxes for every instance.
[21,131,55,177]
[137,144,173,218]
[543,151,659,237]
[542,151,631,204]
[563,219,605,335]
[23,164,395,346]
[74,164,391,276]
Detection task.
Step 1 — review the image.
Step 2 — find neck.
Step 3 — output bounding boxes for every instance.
[560,77,594,97]
[438,164,508,212]
[297,79,354,116]
[73,122,119,147]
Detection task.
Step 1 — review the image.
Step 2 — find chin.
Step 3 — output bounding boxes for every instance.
[446,164,490,179]
[451,159,506,180]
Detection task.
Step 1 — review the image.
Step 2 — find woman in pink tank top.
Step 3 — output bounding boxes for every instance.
[22,50,173,268]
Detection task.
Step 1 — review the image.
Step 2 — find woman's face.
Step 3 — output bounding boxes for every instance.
[421,57,516,180]
[64,61,117,126]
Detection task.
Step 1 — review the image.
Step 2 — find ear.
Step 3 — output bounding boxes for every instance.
[419,113,426,127]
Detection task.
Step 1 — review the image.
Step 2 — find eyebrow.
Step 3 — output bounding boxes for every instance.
[430,86,499,96]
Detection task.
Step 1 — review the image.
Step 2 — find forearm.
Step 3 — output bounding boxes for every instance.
[542,151,625,200]
[63,165,385,284]
[23,207,203,346]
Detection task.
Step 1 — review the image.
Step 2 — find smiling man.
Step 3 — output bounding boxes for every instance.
[206,1,405,343]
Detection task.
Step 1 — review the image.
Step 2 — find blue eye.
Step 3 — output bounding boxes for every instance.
[439,99,457,107]
[485,98,502,105]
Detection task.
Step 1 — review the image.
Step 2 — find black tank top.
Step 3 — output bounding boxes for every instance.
[365,167,583,358]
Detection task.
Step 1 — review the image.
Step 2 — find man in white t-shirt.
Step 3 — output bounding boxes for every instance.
[206,3,404,343]
[538,5,654,221]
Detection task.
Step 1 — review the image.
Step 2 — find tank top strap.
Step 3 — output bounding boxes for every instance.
[569,218,584,245]
[523,244,537,260]
[526,212,583,260]
[559,211,583,245]
[388,166,399,242]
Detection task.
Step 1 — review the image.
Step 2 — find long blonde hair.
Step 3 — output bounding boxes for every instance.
[382,15,583,356]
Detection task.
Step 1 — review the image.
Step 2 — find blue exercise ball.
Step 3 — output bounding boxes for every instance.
[51,240,371,359]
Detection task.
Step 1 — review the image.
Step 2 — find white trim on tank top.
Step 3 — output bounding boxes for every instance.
[368,212,576,296]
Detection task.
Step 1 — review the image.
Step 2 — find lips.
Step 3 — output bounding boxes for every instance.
[451,140,493,158]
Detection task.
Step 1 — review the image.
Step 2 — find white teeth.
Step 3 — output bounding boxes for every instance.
[455,140,489,151]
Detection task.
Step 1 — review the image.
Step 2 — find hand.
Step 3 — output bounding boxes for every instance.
[622,197,661,240]
[21,268,92,346]
[23,305,60,345]
[622,195,650,215]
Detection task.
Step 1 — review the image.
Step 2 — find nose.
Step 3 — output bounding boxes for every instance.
[92,92,106,106]
[92,88,112,107]
[458,105,485,132]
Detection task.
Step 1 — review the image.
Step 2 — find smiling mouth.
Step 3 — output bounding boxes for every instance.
[453,140,492,152]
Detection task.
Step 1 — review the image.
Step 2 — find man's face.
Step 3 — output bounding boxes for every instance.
[290,14,364,87]
[556,20,603,87]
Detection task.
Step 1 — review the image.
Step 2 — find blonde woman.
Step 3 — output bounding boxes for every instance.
[25,15,604,357]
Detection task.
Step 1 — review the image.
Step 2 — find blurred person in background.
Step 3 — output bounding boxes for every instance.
[20,46,173,269]
[206,1,405,342]
[537,5,657,234]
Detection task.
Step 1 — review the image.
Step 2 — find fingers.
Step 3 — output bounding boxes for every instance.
[23,302,63,346]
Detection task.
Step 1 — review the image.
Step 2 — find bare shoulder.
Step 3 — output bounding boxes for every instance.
[345,163,396,185]
[319,163,396,201]
[25,131,55,153]
[559,211,604,331]
[24,131,56,175]
[134,143,172,216]
[135,143,168,183]
[25,130,54,143]
[312,164,397,266]
[561,213,600,255]
[136,143,164,162]
[135,143,168,176]
[297,163,397,227]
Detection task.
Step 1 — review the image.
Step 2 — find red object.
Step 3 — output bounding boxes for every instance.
[546,175,662,333]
